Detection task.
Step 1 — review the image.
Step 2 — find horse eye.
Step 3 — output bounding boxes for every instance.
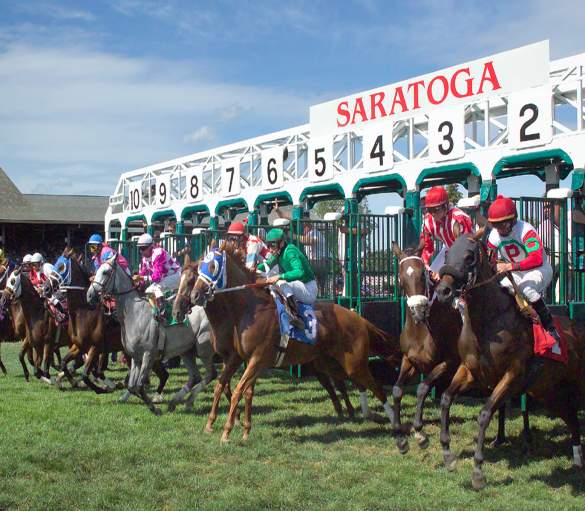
[464,254,475,265]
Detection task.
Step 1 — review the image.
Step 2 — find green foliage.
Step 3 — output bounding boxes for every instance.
[447,183,463,205]
[312,197,370,219]
[0,343,583,511]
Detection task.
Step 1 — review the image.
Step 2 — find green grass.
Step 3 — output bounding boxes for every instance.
[0,342,584,511]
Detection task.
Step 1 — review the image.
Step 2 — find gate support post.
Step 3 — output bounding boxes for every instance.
[344,198,359,310]
[545,162,561,193]
[120,227,128,241]
[291,205,303,242]
[247,210,259,227]
[403,190,420,247]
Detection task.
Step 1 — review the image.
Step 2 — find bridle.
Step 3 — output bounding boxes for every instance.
[399,255,432,324]
[192,250,227,307]
[90,256,136,299]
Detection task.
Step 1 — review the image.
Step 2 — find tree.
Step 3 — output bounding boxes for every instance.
[446,183,463,205]
[312,196,370,219]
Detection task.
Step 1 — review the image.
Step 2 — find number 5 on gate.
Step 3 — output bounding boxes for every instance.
[308,137,333,182]
[428,107,465,163]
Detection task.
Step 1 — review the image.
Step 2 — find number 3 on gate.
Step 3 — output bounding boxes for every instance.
[508,86,552,150]
[363,124,393,173]
[428,107,465,163]
[308,137,333,182]
[221,158,240,197]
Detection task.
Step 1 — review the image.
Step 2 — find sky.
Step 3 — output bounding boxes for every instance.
[1,0,584,213]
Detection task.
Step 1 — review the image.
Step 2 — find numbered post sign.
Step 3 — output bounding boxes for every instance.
[261,148,284,190]
[128,182,142,212]
[508,87,552,150]
[428,107,465,163]
[308,137,333,182]
[155,175,171,208]
[221,158,240,197]
[186,168,203,203]
[363,124,393,173]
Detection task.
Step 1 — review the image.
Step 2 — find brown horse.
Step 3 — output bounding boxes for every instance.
[436,229,585,489]
[174,257,365,424]
[184,243,400,443]
[4,268,68,383]
[391,241,523,454]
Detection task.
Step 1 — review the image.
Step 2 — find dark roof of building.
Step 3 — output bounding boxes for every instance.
[0,167,107,224]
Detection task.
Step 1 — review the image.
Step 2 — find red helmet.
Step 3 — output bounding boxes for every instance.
[227,221,245,235]
[488,195,517,222]
[424,186,449,208]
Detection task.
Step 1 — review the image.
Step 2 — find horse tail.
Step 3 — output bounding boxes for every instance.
[365,320,400,364]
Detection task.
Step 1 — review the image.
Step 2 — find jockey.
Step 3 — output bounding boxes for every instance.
[487,195,560,343]
[21,254,33,274]
[226,220,270,270]
[134,233,180,318]
[257,228,317,329]
[41,261,67,322]
[29,253,46,287]
[421,186,474,282]
[87,233,130,275]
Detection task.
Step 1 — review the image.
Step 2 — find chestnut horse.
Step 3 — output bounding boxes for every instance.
[391,241,523,454]
[186,243,400,443]
[436,229,585,489]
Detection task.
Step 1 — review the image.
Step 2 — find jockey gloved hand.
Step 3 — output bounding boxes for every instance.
[496,262,513,274]
[265,274,280,285]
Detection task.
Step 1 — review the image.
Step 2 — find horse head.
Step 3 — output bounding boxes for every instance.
[173,254,198,322]
[436,228,488,304]
[190,247,227,307]
[392,239,429,324]
[87,254,127,305]
[4,266,22,300]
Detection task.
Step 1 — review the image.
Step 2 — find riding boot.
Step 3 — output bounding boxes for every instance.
[532,298,561,343]
[286,296,305,330]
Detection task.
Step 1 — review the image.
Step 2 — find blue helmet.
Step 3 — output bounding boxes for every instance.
[88,234,103,245]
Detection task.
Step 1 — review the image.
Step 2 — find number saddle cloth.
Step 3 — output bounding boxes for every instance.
[269,287,319,367]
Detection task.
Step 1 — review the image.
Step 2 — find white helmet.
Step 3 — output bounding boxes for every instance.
[31,253,44,264]
[22,254,32,264]
[137,233,154,247]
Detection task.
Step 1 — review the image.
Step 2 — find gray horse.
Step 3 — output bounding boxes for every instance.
[87,254,216,415]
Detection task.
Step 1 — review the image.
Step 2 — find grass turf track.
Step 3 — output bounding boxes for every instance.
[0,343,584,511]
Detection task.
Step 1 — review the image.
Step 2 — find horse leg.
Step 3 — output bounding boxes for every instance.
[81,345,108,394]
[440,364,474,472]
[168,351,200,412]
[150,360,169,404]
[521,396,533,455]
[242,382,257,441]
[19,341,30,381]
[135,351,161,416]
[57,346,80,389]
[333,377,355,418]
[205,354,242,434]
[314,370,343,417]
[491,404,508,448]
[52,348,62,370]
[221,356,264,444]
[392,356,416,453]
[40,341,53,384]
[471,368,520,490]
[0,343,6,375]
[412,361,451,450]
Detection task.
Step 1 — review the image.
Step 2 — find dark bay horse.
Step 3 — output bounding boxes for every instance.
[436,229,585,489]
[186,244,400,443]
[4,269,69,383]
[391,242,519,454]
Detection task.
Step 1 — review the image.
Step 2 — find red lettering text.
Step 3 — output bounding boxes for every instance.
[477,61,502,94]
[450,67,473,98]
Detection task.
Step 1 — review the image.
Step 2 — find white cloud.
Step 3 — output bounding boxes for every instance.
[183,126,214,144]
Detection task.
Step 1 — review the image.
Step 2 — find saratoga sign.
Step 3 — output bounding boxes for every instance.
[310,41,550,137]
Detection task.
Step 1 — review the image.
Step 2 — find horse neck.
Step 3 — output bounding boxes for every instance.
[67,258,90,310]
[20,277,46,323]
[110,264,143,321]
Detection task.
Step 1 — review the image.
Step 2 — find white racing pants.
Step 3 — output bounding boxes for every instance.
[499,262,553,303]
[277,279,318,305]
[429,246,447,275]
[145,271,181,299]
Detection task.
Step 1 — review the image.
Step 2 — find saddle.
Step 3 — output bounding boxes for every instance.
[147,291,185,327]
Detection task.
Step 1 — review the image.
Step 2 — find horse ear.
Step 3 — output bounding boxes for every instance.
[219,240,227,251]
[391,241,403,259]
[471,227,486,241]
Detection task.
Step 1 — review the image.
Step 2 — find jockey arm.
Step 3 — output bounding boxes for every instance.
[279,252,304,282]
[257,253,277,273]
[420,225,435,267]
[514,230,544,271]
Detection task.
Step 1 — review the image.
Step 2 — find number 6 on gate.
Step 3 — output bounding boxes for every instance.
[261,147,284,190]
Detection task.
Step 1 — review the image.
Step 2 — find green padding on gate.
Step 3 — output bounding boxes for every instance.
[180,204,210,219]
[215,199,248,217]
[417,163,480,189]
[351,174,406,196]
[571,169,585,192]
[299,184,344,203]
[492,149,573,180]
[125,214,147,227]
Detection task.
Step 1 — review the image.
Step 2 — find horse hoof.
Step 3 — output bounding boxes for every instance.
[490,437,506,449]
[444,452,457,472]
[40,376,53,385]
[167,401,177,413]
[415,431,429,449]
[396,437,409,455]
[151,393,164,404]
[242,432,250,442]
[119,390,131,403]
[471,469,487,490]
[204,426,213,434]
[220,434,230,444]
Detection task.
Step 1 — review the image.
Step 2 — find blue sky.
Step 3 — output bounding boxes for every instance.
[1,0,583,212]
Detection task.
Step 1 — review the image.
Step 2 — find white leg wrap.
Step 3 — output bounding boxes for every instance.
[359,391,369,416]
[573,445,583,467]
[383,401,394,423]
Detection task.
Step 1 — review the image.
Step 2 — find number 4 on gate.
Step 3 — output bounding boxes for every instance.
[363,124,394,173]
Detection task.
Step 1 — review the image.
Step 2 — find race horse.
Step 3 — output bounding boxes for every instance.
[173,253,374,429]
[391,241,525,454]
[436,229,585,489]
[86,253,218,415]
[4,268,68,383]
[186,243,400,443]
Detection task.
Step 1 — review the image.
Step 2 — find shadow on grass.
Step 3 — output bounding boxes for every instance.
[528,465,585,496]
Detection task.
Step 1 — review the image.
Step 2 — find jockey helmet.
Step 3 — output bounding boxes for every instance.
[488,195,517,223]
[88,233,103,245]
[424,186,449,208]
[31,253,44,264]
[266,228,285,242]
[227,221,246,235]
[23,254,32,264]
[137,233,154,247]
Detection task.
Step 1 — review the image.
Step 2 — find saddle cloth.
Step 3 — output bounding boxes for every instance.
[533,317,569,365]
[271,289,318,346]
